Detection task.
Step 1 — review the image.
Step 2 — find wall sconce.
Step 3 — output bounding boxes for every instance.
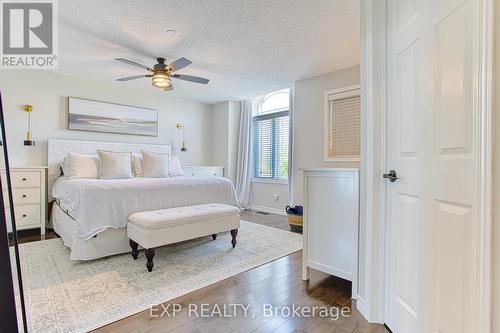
[176,123,187,152]
[23,105,35,146]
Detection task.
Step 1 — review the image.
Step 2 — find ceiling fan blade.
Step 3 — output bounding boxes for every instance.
[169,57,192,72]
[116,75,152,81]
[172,74,209,84]
[115,58,153,71]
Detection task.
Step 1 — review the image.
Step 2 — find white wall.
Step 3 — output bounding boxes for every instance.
[0,71,214,167]
[251,181,289,214]
[227,102,240,183]
[493,2,499,331]
[293,65,360,204]
[212,101,240,183]
[212,102,229,172]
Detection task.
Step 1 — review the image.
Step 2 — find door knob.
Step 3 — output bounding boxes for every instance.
[383,170,398,182]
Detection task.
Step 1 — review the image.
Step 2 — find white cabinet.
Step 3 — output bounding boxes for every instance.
[183,166,224,177]
[2,167,47,234]
[302,168,359,295]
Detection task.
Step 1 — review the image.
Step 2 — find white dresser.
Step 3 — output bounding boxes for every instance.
[2,167,47,234]
[183,166,224,177]
[302,168,359,296]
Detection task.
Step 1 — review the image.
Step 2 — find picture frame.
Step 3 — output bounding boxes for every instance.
[68,97,158,137]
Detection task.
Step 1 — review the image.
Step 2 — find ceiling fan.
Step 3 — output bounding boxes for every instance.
[114,57,209,90]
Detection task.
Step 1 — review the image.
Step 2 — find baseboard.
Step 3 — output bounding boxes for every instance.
[356,296,372,323]
[250,205,286,216]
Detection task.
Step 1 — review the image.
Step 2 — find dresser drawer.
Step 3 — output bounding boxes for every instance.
[183,166,224,177]
[5,205,40,228]
[2,171,41,188]
[3,188,41,206]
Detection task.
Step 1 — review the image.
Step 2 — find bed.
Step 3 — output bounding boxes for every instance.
[48,139,239,260]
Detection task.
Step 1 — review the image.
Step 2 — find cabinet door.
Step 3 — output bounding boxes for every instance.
[305,171,358,281]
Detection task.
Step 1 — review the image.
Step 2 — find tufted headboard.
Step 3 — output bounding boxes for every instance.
[47,138,171,201]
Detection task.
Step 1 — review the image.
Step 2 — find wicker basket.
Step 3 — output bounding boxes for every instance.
[287,213,303,233]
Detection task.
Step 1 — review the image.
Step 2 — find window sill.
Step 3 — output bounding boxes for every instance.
[324,156,360,162]
[252,178,288,185]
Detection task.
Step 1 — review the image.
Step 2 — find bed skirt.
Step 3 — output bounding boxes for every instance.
[51,203,131,260]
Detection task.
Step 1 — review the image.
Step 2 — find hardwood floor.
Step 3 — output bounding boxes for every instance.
[14,212,388,333]
[93,251,389,333]
[8,228,56,246]
[241,210,292,232]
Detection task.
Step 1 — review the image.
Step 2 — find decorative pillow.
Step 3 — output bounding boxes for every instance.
[141,151,170,178]
[68,152,100,179]
[169,156,184,177]
[97,150,133,179]
[132,153,143,177]
[60,155,71,176]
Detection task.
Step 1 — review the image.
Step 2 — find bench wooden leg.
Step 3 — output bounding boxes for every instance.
[129,239,139,260]
[145,248,155,272]
[230,229,238,248]
[212,234,217,240]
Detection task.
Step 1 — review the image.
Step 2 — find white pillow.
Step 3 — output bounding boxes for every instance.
[169,156,184,177]
[68,152,100,179]
[97,150,133,179]
[132,153,143,177]
[60,155,71,176]
[141,151,170,178]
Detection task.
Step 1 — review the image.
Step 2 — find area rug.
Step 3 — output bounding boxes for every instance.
[17,221,302,333]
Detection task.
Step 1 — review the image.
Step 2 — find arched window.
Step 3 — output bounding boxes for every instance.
[258,90,289,115]
[252,89,290,180]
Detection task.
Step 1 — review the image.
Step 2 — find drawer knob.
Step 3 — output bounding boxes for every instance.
[22,214,27,218]
[22,178,27,181]
[22,194,27,198]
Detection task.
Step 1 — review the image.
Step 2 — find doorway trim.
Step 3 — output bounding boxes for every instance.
[358,0,494,330]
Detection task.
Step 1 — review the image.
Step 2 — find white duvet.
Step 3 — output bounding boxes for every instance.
[52,176,240,241]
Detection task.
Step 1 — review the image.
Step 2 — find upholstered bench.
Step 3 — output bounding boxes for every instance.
[127,203,240,272]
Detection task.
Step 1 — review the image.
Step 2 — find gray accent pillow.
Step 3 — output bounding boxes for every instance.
[97,150,133,179]
[141,150,170,178]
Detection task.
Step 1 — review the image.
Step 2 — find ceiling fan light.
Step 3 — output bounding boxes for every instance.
[152,72,172,88]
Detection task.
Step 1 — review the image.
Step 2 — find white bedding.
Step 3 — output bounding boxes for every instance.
[52,176,239,241]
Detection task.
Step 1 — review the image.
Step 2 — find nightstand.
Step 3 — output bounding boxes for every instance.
[183,166,224,177]
[2,167,48,235]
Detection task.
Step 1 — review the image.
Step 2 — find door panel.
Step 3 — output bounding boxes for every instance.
[398,42,418,156]
[395,194,419,315]
[386,0,479,332]
[398,0,417,27]
[435,201,473,333]
[434,1,473,156]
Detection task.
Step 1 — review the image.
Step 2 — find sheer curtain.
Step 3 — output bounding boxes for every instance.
[288,87,295,204]
[235,100,253,209]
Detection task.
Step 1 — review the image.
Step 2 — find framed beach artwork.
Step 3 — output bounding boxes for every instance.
[68,97,158,137]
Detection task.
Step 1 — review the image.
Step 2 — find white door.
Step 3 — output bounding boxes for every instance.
[385,0,481,332]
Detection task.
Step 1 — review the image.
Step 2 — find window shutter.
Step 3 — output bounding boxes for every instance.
[327,93,360,159]
[253,115,289,179]
[253,118,273,178]
[275,116,289,179]
[252,89,290,180]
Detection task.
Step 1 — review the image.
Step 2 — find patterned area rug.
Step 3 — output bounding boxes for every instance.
[17,221,302,333]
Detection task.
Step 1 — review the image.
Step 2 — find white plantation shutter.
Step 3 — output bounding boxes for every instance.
[325,88,360,160]
[253,118,273,178]
[253,112,289,179]
[252,90,290,180]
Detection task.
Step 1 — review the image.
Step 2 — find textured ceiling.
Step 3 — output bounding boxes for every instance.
[55,0,360,103]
